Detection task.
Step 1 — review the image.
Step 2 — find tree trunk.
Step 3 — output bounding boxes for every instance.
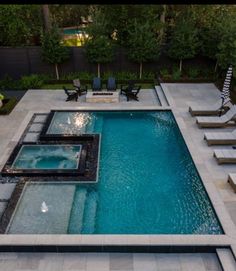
[97,63,100,78]
[55,64,59,80]
[42,5,52,32]
[179,59,182,72]
[139,62,142,79]
[160,5,166,42]
[214,60,218,73]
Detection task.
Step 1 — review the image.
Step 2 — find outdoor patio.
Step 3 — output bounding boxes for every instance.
[0,84,235,269]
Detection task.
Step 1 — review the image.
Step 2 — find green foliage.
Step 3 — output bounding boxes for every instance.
[185,67,200,78]
[50,5,90,28]
[126,20,160,64]
[0,93,4,100]
[172,67,182,80]
[61,71,96,80]
[0,74,18,90]
[168,15,200,63]
[41,26,70,65]
[84,35,115,64]
[113,71,137,80]
[0,5,42,46]
[216,15,236,69]
[0,97,17,115]
[142,71,155,80]
[160,68,171,78]
[20,74,46,89]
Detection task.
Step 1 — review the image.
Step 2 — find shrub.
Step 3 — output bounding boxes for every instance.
[0,97,17,115]
[186,67,200,78]
[20,74,45,89]
[160,68,171,78]
[61,72,96,81]
[172,68,182,80]
[0,74,18,90]
[142,71,155,80]
[115,71,137,80]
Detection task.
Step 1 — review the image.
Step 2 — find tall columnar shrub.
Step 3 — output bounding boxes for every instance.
[84,35,115,78]
[126,20,160,79]
[41,26,70,79]
[216,16,236,69]
[167,16,200,72]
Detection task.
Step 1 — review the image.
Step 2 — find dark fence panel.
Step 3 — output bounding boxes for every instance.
[0,46,215,80]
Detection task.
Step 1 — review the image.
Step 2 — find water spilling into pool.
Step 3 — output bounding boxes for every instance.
[8,111,223,234]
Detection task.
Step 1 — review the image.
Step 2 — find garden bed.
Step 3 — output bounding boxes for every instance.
[0,97,18,115]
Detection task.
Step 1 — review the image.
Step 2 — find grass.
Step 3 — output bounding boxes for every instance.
[41,83,154,90]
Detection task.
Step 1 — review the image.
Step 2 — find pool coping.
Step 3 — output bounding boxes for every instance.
[0,106,236,254]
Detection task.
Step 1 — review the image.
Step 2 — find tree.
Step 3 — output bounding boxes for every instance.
[126,20,160,79]
[167,14,200,72]
[0,5,43,46]
[215,15,236,69]
[41,26,70,79]
[42,5,52,31]
[84,35,115,77]
[84,7,115,77]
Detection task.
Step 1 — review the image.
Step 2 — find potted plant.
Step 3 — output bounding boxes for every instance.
[0,93,4,108]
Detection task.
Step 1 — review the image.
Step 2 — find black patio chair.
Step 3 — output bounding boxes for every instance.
[106,77,117,91]
[63,86,78,101]
[92,77,102,91]
[120,80,141,101]
[73,79,88,96]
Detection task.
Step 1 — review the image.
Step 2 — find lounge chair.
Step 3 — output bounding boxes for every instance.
[196,105,236,128]
[92,77,102,91]
[73,79,88,96]
[213,149,236,164]
[106,77,116,91]
[189,98,231,116]
[121,81,141,101]
[63,86,78,101]
[204,129,236,145]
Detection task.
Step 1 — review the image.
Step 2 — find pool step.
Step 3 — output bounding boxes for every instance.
[67,187,87,234]
[216,248,236,271]
[81,190,98,234]
[155,85,169,106]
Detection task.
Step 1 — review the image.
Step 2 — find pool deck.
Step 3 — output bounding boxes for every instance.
[0,86,235,268]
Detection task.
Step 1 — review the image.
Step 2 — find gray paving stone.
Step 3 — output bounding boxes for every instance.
[0,183,16,200]
[34,115,48,123]
[28,123,44,132]
[110,253,133,270]
[22,132,39,142]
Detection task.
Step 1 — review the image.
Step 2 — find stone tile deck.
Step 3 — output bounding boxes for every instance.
[0,252,223,271]
[0,86,235,268]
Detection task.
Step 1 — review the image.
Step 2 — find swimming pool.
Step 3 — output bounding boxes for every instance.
[7,111,223,234]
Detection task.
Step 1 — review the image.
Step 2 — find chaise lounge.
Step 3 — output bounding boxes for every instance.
[204,129,236,145]
[196,105,236,128]
[189,98,231,116]
[213,149,236,164]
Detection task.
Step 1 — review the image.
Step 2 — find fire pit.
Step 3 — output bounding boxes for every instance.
[86,91,120,103]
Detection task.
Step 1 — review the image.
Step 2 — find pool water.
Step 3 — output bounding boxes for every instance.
[63,29,83,35]
[8,111,223,234]
[12,145,81,170]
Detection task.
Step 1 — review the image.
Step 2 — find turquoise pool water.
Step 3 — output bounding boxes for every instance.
[63,29,83,35]
[12,145,81,170]
[8,111,223,234]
